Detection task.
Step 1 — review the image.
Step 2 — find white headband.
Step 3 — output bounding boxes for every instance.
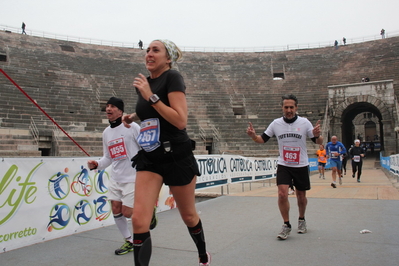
[155,39,180,65]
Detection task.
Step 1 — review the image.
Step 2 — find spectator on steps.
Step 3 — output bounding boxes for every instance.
[343,37,346,45]
[381,28,385,39]
[21,22,26,34]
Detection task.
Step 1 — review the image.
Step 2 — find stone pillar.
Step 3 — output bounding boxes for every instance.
[383,121,396,155]
[329,116,342,141]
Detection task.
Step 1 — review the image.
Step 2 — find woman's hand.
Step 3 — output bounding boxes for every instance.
[122,113,139,128]
[133,73,152,100]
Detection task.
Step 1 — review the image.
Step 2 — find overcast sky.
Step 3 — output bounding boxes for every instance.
[2,0,398,49]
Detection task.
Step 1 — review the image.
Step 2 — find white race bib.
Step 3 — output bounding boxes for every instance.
[137,118,161,152]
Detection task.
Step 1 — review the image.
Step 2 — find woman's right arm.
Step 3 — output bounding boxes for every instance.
[122,113,140,128]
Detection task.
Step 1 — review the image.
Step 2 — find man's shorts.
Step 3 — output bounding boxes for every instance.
[329,160,342,170]
[107,179,135,208]
[318,162,326,167]
[133,139,201,186]
[276,164,311,191]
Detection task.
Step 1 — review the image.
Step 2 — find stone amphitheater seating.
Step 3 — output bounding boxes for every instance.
[0,128,41,156]
[1,30,399,157]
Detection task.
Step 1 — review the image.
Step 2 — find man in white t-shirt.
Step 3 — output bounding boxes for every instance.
[247,94,323,240]
[87,97,157,255]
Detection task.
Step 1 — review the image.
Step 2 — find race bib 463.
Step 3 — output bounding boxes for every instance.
[283,146,300,164]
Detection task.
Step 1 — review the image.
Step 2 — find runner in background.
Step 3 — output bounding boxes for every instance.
[325,136,347,188]
[247,94,323,240]
[87,97,157,256]
[316,144,327,179]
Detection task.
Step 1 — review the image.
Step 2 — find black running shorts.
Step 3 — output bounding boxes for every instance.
[276,164,311,191]
[132,139,201,186]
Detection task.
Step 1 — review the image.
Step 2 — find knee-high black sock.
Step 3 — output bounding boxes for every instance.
[188,219,208,263]
[133,232,152,266]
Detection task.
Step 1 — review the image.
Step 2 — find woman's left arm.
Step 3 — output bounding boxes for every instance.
[134,73,188,130]
[152,91,188,130]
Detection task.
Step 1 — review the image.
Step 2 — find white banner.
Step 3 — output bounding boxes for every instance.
[389,154,399,174]
[0,155,277,252]
[195,155,278,189]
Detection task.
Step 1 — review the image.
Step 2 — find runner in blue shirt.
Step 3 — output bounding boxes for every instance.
[325,136,347,188]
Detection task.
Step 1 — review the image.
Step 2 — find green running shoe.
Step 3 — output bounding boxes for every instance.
[114,240,133,255]
[150,206,158,230]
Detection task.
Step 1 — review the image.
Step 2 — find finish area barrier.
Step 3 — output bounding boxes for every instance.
[0,155,277,252]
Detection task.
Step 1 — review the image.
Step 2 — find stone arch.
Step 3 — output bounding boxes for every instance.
[332,95,394,154]
[351,114,380,142]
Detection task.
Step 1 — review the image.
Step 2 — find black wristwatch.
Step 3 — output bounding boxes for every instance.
[149,94,160,105]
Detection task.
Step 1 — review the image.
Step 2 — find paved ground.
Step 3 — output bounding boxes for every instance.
[229,158,399,200]
[2,158,399,266]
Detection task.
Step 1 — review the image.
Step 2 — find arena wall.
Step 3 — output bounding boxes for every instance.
[1,31,399,157]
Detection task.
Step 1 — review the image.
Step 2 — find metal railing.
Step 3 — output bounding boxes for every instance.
[199,126,206,141]
[52,124,60,146]
[29,116,39,145]
[211,125,220,142]
[51,123,60,156]
[321,99,330,141]
[1,24,398,53]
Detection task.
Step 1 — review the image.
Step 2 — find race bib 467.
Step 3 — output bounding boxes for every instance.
[137,118,161,152]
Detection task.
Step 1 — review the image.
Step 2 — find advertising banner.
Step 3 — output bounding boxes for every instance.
[195,155,278,189]
[0,155,277,252]
[0,157,115,253]
[388,154,398,174]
